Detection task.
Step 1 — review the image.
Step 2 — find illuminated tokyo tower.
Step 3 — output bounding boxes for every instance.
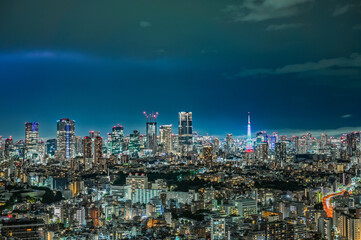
[246,112,254,153]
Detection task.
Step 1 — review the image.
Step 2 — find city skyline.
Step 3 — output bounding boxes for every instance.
[1,1,361,239]
[2,112,361,141]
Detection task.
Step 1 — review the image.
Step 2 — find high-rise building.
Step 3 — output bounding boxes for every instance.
[270,134,277,150]
[275,142,287,163]
[144,112,158,153]
[160,125,172,153]
[110,124,124,155]
[83,136,92,159]
[178,112,193,154]
[203,145,213,167]
[46,139,57,157]
[129,130,140,152]
[225,134,234,153]
[259,142,269,161]
[211,217,226,240]
[93,136,103,164]
[57,118,75,159]
[246,112,253,153]
[25,122,39,155]
[213,137,220,154]
[89,130,100,139]
[75,136,83,156]
[4,137,14,159]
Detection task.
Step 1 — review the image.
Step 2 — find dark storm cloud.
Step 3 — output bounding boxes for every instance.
[237,53,361,77]
[0,0,361,139]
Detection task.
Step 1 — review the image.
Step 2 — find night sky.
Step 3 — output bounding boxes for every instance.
[1,0,361,140]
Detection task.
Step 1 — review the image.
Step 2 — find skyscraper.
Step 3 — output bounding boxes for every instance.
[89,131,100,139]
[46,139,57,157]
[203,145,213,168]
[83,136,92,159]
[25,122,39,155]
[275,142,287,163]
[129,130,140,152]
[110,124,124,155]
[93,136,103,164]
[178,112,193,154]
[57,118,75,159]
[75,136,83,156]
[213,137,220,154]
[246,112,253,153]
[226,134,234,153]
[4,137,14,160]
[159,125,172,153]
[144,112,158,153]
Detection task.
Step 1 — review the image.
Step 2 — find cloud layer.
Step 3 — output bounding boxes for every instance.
[265,23,303,31]
[223,0,313,22]
[332,4,353,16]
[238,53,361,77]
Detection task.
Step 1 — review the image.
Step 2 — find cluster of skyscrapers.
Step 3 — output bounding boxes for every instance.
[0,112,195,165]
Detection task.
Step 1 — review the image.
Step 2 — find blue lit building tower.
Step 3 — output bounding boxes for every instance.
[144,112,158,153]
[25,122,39,156]
[245,112,253,153]
[46,139,57,157]
[57,118,75,159]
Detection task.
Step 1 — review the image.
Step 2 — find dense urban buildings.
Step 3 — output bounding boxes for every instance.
[0,111,361,239]
[1,1,360,239]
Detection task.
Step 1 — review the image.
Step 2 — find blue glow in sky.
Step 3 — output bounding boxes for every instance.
[0,0,361,139]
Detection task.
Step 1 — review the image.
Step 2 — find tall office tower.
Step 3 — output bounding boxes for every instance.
[0,136,4,161]
[172,134,180,152]
[321,133,328,147]
[213,137,220,154]
[270,134,277,150]
[38,138,46,158]
[83,136,92,159]
[203,145,213,168]
[25,122,39,155]
[259,142,269,161]
[111,124,124,155]
[275,142,287,163]
[292,136,299,153]
[57,118,75,159]
[178,112,193,154]
[159,125,172,153]
[144,112,158,153]
[298,135,307,154]
[46,139,57,157]
[256,131,263,147]
[129,130,140,152]
[245,112,254,153]
[89,131,100,139]
[347,132,358,157]
[225,134,234,152]
[93,136,103,164]
[4,137,14,159]
[14,140,25,157]
[75,136,83,156]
